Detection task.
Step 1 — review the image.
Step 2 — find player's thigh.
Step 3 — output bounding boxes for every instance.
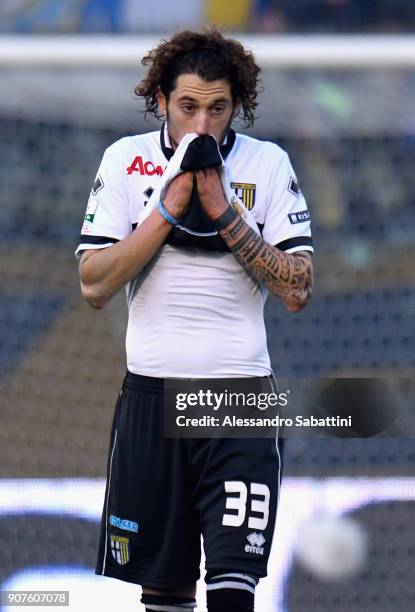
[190,436,282,578]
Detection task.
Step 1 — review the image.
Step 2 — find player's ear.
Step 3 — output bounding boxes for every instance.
[156,87,167,116]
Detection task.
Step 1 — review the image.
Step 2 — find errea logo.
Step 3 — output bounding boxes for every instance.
[127,156,165,177]
[245,532,265,555]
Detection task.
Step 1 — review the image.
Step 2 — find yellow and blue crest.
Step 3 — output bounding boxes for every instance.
[110,534,130,565]
[231,182,256,210]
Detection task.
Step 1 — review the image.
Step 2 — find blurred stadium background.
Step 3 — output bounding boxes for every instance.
[0,1,414,611]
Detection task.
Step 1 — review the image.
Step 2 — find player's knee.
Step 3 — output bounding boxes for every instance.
[206,572,257,612]
[141,584,196,612]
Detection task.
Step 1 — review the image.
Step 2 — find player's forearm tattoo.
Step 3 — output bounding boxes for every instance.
[219,217,313,305]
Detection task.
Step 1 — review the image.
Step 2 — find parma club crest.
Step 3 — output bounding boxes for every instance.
[110,534,130,565]
[231,182,256,210]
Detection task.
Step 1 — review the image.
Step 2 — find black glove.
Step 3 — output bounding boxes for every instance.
[166,135,230,252]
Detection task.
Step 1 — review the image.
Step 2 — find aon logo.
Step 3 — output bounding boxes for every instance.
[127,156,165,176]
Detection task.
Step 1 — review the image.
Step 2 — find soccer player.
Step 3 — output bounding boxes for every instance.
[76,29,313,612]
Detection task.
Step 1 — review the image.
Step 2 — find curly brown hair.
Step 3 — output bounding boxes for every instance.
[135,28,261,128]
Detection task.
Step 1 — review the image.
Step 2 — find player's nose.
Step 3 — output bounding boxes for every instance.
[195,112,209,136]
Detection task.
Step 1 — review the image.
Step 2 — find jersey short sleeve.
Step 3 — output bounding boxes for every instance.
[75,141,131,258]
[262,149,314,254]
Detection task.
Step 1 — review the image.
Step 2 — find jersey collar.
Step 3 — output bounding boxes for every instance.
[160,122,236,162]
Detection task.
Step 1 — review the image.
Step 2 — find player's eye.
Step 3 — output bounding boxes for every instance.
[212,106,225,115]
[182,105,194,114]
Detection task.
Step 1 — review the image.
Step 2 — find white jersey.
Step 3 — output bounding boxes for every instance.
[76,125,313,377]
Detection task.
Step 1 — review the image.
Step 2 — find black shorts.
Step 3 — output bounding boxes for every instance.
[95,371,283,589]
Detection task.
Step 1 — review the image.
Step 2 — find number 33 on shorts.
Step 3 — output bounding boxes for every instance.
[222,481,270,530]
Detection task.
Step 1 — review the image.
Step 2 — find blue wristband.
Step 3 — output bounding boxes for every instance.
[157,200,182,226]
